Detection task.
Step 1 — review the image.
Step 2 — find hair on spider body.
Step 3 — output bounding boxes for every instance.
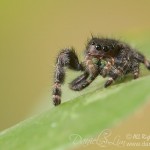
[52,37,150,106]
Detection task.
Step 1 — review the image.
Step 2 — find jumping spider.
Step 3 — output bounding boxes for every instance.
[52,37,150,106]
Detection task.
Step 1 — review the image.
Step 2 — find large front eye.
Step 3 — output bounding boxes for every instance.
[95,45,101,50]
[103,46,109,52]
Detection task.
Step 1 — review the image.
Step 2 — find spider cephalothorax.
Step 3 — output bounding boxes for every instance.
[52,37,150,106]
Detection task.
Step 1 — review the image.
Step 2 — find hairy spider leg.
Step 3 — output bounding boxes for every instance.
[131,51,150,79]
[69,72,98,91]
[70,55,99,91]
[104,48,129,87]
[104,68,120,87]
[131,59,140,79]
[134,51,150,70]
[69,72,89,90]
[52,48,83,106]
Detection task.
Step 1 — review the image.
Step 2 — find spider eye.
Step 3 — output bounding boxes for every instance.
[91,42,95,45]
[103,46,109,52]
[95,45,101,50]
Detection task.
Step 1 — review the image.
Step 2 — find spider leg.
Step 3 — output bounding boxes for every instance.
[104,49,134,87]
[69,55,100,91]
[134,51,150,70]
[70,72,98,91]
[131,59,140,79]
[69,72,89,90]
[52,48,83,106]
[104,68,120,87]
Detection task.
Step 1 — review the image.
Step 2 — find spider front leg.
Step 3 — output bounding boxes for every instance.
[70,72,98,91]
[104,54,129,87]
[70,56,99,91]
[52,48,83,106]
[69,72,89,91]
[100,58,121,87]
[104,68,120,87]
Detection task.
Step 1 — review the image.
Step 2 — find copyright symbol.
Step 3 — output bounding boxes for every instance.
[126,134,132,140]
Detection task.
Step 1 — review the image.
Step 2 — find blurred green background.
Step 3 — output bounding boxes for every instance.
[0,0,150,132]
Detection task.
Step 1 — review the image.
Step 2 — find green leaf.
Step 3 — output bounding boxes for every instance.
[0,75,150,150]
